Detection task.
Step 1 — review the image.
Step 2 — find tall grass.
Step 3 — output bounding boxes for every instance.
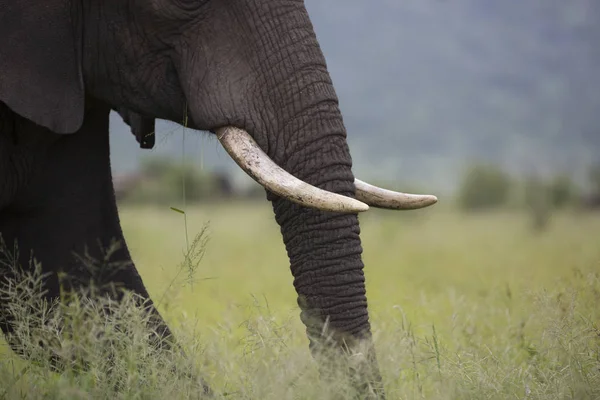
[1,203,598,399]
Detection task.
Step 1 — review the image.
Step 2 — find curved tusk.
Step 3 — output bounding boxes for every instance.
[354,179,438,210]
[216,126,369,213]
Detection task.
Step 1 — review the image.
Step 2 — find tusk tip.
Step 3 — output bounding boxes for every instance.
[410,194,438,209]
[353,178,439,210]
[424,195,438,206]
[354,201,370,213]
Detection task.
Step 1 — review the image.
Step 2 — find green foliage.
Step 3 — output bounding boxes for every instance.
[457,163,512,211]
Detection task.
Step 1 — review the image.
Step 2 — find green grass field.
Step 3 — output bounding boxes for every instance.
[1,202,599,399]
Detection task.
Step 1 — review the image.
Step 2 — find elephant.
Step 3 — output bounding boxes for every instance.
[0,0,437,397]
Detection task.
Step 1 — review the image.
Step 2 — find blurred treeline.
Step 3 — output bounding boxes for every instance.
[115,157,600,217]
[457,163,600,212]
[456,162,600,231]
[114,158,265,205]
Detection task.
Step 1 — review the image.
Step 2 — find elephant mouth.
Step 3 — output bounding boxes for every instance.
[215,126,438,213]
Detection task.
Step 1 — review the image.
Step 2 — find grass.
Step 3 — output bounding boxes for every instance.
[0,202,599,399]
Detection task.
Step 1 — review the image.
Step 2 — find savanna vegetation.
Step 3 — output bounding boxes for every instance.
[1,199,598,399]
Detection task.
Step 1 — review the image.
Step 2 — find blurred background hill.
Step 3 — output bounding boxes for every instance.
[109,0,600,195]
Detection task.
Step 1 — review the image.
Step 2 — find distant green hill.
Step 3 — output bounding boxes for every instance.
[109,0,600,194]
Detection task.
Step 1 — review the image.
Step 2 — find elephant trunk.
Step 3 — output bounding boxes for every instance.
[269,110,366,335]
[264,89,384,396]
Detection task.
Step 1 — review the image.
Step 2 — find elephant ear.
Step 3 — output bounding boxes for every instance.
[0,0,84,134]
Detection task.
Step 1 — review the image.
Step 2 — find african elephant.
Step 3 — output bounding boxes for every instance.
[0,0,437,397]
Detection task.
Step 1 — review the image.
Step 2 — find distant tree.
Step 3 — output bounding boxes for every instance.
[547,174,576,209]
[457,163,512,211]
[588,164,600,195]
[579,164,600,211]
[524,175,551,232]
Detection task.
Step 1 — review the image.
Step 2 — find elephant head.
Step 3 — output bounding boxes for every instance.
[1,0,437,396]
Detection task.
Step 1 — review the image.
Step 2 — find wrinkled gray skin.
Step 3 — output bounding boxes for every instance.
[0,1,384,397]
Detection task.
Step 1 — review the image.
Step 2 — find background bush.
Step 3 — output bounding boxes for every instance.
[116,157,237,205]
[457,163,512,211]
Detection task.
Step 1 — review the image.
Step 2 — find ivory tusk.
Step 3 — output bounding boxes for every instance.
[216,127,369,213]
[354,179,438,210]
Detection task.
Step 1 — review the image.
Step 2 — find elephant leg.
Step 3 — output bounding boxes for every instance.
[0,103,173,363]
